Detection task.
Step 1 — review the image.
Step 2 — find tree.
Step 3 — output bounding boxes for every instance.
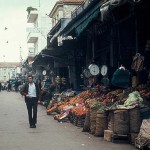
[26,7,38,15]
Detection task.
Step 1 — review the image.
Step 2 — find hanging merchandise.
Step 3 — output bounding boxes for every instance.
[132,76,139,88]
[145,40,150,51]
[100,2,111,22]
[83,69,92,78]
[131,53,144,72]
[137,69,149,85]
[111,67,130,89]
[101,77,110,87]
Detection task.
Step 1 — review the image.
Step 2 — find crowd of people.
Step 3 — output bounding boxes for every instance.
[0,80,21,92]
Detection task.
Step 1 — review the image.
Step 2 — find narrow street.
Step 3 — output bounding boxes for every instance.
[0,91,136,150]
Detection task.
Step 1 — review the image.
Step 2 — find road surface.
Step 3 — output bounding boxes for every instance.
[0,91,136,150]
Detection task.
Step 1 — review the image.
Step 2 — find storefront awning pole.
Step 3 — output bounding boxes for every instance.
[135,11,139,53]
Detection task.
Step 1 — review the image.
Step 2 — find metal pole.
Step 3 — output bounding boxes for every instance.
[39,0,40,8]
[135,12,138,53]
[68,65,71,88]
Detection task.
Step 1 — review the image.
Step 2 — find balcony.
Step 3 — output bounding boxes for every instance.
[27,28,39,43]
[71,0,92,18]
[27,32,39,43]
[28,48,35,57]
[27,10,38,23]
[71,0,100,19]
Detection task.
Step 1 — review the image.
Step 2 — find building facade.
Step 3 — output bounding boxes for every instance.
[0,62,21,82]
[26,7,50,57]
[49,0,84,27]
[30,0,84,83]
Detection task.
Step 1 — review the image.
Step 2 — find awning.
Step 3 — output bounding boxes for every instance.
[75,9,100,36]
[41,49,74,66]
[50,18,71,43]
[41,48,69,57]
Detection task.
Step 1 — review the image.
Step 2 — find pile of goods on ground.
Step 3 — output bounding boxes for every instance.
[45,85,150,146]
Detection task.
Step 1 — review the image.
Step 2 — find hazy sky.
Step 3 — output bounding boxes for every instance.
[0,0,57,62]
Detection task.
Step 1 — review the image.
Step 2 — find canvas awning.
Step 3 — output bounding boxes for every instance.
[75,9,100,36]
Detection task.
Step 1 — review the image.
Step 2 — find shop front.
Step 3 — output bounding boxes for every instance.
[39,0,150,149]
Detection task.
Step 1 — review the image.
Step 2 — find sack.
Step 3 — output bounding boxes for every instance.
[131,53,144,72]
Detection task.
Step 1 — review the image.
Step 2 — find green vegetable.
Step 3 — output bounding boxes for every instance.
[91,102,102,108]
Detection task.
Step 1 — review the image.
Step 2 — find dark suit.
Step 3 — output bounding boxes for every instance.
[21,82,41,126]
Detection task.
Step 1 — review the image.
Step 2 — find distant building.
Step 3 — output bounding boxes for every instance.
[49,0,85,27]
[26,7,51,56]
[0,62,21,82]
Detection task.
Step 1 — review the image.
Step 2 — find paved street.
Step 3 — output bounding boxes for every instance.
[0,91,136,150]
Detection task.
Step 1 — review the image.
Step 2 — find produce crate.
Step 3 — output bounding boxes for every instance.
[58,117,69,122]
[111,133,130,143]
[104,130,113,142]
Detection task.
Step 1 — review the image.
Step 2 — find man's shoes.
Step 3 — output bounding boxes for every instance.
[30,124,36,128]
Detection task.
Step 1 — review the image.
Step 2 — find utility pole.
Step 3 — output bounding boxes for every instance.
[39,0,40,8]
[19,46,23,65]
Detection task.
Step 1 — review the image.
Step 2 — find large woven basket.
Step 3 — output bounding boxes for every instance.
[90,107,99,134]
[114,109,129,135]
[95,112,108,137]
[83,109,90,132]
[129,107,141,133]
[108,110,114,131]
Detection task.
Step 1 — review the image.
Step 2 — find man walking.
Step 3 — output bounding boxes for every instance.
[21,75,41,128]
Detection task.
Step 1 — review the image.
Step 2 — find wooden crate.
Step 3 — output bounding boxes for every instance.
[111,133,130,143]
[104,130,113,142]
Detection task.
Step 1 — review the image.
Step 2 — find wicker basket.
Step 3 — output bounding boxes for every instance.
[90,107,99,134]
[114,109,129,135]
[83,109,90,132]
[108,110,114,131]
[129,107,141,133]
[95,112,108,137]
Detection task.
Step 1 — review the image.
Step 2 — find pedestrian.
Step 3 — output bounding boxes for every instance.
[21,75,41,128]
[15,80,19,92]
[37,79,42,91]
[7,81,11,92]
[0,82,2,92]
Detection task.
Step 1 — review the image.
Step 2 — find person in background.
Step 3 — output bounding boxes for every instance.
[21,75,41,128]
[7,81,11,92]
[0,82,2,92]
[37,79,42,91]
[15,80,19,92]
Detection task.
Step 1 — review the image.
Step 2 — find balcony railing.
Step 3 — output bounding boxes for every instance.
[71,0,94,19]
[71,0,109,19]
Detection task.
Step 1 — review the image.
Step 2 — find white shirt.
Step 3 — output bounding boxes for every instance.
[28,83,37,98]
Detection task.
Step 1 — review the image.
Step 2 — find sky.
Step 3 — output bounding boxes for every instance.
[0,0,57,62]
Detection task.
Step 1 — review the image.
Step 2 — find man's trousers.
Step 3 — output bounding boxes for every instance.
[26,98,38,126]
